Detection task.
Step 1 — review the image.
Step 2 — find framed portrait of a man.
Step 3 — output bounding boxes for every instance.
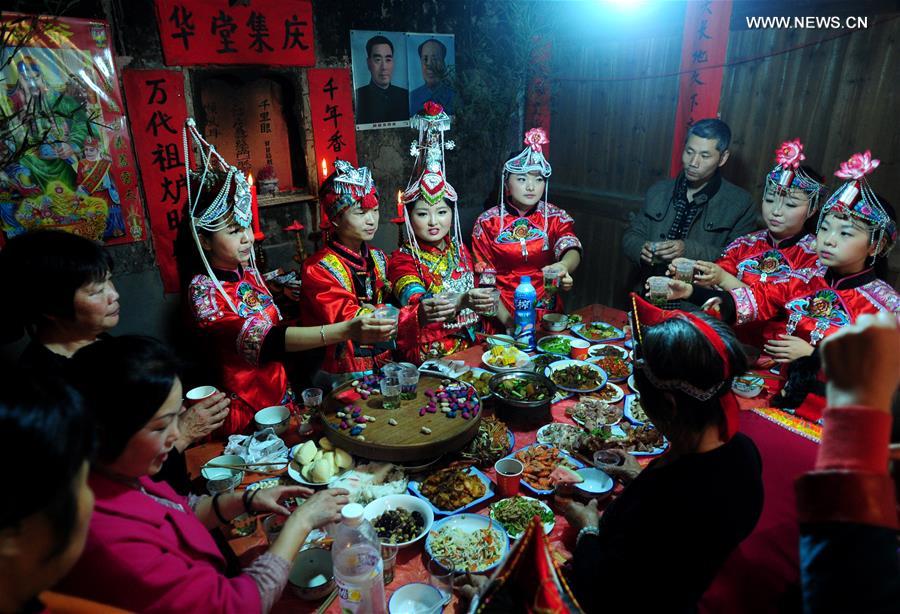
[406,33,455,117]
[350,30,409,130]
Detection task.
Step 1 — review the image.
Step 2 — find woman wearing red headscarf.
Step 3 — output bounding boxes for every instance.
[563,294,763,613]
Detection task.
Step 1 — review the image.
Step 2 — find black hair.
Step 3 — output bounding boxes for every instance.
[793,165,826,235]
[418,38,447,59]
[686,118,732,152]
[873,196,896,280]
[635,314,748,447]
[0,230,112,342]
[1,372,94,556]
[69,336,181,464]
[366,35,394,57]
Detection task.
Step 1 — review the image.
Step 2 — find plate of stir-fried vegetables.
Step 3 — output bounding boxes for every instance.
[489,496,555,539]
[425,513,509,573]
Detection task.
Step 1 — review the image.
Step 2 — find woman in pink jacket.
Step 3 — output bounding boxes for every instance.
[58,336,349,613]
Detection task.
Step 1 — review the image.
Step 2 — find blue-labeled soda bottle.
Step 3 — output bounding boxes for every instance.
[513,276,537,352]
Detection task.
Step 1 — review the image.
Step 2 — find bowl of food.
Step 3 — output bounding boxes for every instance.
[389,583,445,614]
[541,313,569,332]
[482,345,532,372]
[363,494,434,548]
[536,334,573,356]
[588,354,632,383]
[732,375,765,398]
[489,495,556,540]
[288,547,334,600]
[489,370,555,426]
[201,454,245,493]
[254,405,291,435]
[545,360,607,393]
[425,513,510,574]
[458,367,493,399]
[575,467,614,499]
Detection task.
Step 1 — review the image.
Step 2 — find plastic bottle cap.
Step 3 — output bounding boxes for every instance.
[520,276,531,284]
[341,503,364,524]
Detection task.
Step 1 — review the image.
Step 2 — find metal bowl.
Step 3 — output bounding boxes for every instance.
[488,370,556,426]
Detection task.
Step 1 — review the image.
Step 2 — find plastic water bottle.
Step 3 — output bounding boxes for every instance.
[513,276,537,351]
[332,503,386,613]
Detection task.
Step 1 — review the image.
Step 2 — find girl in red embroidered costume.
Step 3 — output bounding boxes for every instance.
[178,120,395,434]
[387,103,505,362]
[300,160,414,387]
[472,128,582,319]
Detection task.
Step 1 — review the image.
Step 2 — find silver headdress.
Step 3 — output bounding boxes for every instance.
[401,102,475,330]
[765,139,827,215]
[817,150,895,258]
[182,118,266,313]
[499,128,552,251]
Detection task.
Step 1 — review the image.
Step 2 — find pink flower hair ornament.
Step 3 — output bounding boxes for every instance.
[524,127,549,152]
[775,138,805,169]
[835,150,880,180]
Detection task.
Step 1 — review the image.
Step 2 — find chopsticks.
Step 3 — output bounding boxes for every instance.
[202,462,285,477]
[476,333,530,349]
[316,588,338,614]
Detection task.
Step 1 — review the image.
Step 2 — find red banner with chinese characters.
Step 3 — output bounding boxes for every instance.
[122,69,187,293]
[525,37,552,158]
[0,13,145,246]
[307,68,358,186]
[155,0,315,67]
[669,0,733,177]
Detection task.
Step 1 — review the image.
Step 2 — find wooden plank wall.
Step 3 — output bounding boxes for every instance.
[550,5,900,313]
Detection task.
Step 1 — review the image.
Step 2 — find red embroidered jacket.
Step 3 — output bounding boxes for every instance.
[472,202,582,316]
[388,240,477,363]
[716,230,819,347]
[189,267,292,435]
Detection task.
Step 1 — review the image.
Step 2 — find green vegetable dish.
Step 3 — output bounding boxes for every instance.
[538,336,572,355]
[490,496,555,537]
[496,378,551,402]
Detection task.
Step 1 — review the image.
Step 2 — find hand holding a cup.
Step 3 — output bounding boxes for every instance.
[419,296,456,324]
[179,387,230,446]
[349,311,398,344]
[691,260,727,288]
[466,287,500,316]
[645,276,693,303]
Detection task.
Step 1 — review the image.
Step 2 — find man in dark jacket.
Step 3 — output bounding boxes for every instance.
[355,35,409,125]
[622,118,758,286]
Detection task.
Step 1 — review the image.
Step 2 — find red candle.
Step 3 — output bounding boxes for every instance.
[248,172,264,241]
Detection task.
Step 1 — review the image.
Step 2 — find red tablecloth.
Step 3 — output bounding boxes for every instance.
[184,304,818,613]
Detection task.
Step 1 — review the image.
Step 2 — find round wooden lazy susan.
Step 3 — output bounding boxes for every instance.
[320,374,482,462]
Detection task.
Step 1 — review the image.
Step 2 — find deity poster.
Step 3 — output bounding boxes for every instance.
[0,14,146,244]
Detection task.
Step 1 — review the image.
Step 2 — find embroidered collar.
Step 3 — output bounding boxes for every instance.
[825,267,877,290]
[502,201,543,220]
[768,231,806,250]
[328,240,370,272]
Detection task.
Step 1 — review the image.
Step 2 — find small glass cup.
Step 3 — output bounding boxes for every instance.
[382,363,403,379]
[426,556,454,605]
[373,304,400,323]
[650,242,662,265]
[436,291,462,310]
[542,265,562,295]
[381,544,399,585]
[398,366,420,401]
[674,259,696,283]
[484,287,500,316]
[301,387,323,411]
[380,376,401,409]
[648,277,669,307]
